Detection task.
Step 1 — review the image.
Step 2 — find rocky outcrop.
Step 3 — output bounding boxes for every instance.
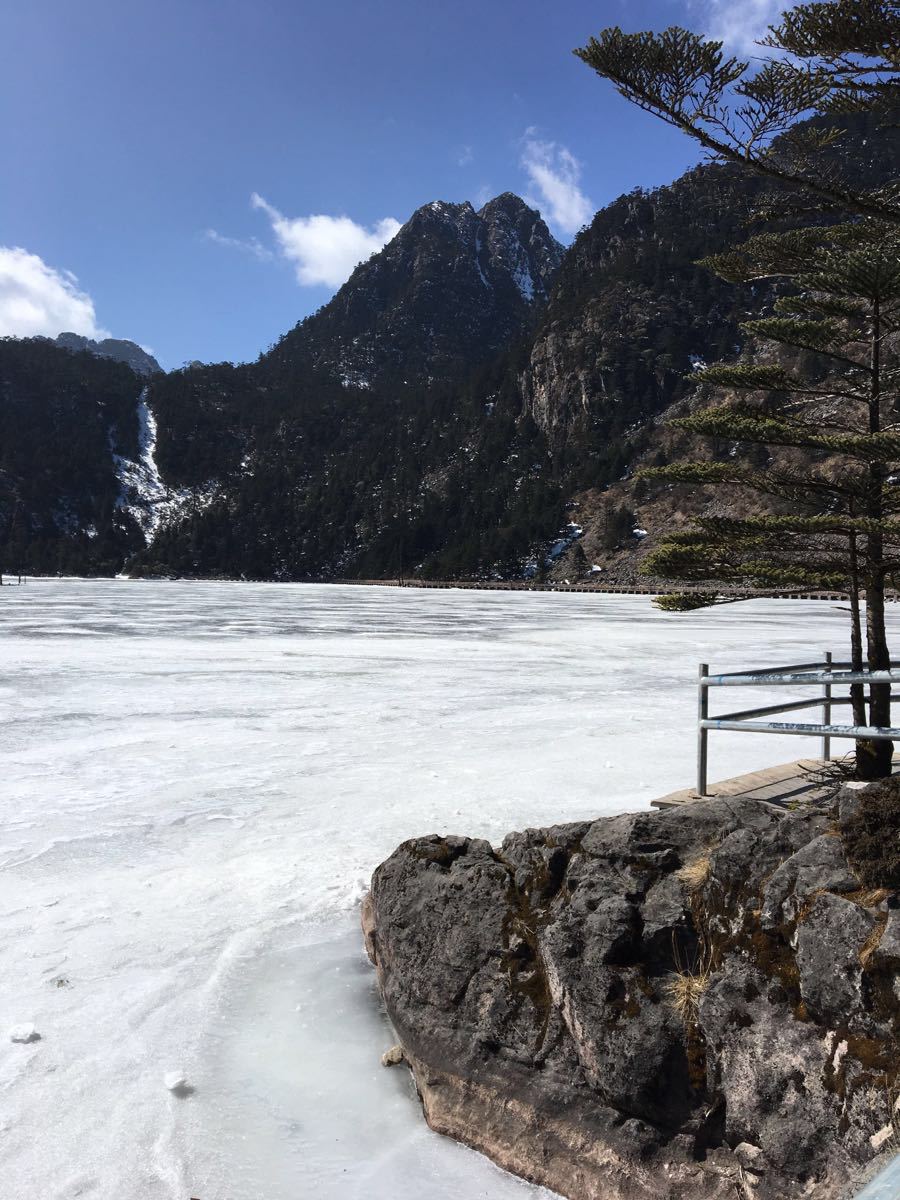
[54,332,161,375]
[363,791,899,1200]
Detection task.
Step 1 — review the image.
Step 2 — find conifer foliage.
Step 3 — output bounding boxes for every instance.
[575,1,899,223]
[643,223,900,775]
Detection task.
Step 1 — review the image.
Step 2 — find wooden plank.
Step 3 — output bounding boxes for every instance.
[651,758,830,810]
[652,756,899,811]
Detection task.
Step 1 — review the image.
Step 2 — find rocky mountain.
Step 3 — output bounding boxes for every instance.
[535,115,900,584]
[129,192,567,580]
[53,332,161,376]
[269,193,563,388]
[129,165,780,582]
[0,194,563,578]
[1,113,897,581]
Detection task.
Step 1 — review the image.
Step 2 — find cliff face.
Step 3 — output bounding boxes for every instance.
[363,784,900,1200]
[519,167,759,453]
[521,111,900,460]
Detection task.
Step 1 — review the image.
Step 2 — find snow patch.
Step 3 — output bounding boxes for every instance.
[113,388,218,541]
[339,370,371,390]
[474,231,490,289]
[511,256,536,302]
[9,1023,38,1044]
[544,521,583,565]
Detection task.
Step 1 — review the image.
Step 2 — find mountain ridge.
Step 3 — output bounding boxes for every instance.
[53,333,161,376]
[2,119,898,581]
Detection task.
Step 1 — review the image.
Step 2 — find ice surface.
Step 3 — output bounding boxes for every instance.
[2,580,891,1198]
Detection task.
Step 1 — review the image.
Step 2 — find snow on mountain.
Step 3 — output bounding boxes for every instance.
[512,259,536,302]
[477,193,559,304]
[113,388,217,540]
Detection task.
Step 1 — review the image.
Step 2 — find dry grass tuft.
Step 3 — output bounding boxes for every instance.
[676,853,712,892]
[666,934,713,1024]
[851,887,892,909]
[666,968,712,1024]
[859,910,890,968]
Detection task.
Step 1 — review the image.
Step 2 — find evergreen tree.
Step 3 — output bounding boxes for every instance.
[575,1,899,223]
[639,221,900,777]
[576,0,900,777]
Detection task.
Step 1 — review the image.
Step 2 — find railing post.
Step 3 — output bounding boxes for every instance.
[822,650,832,762]
[697,663,709,796]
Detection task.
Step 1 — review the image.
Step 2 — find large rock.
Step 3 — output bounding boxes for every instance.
[363,795,899,1200]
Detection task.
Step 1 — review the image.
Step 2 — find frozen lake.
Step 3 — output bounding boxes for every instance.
[1,580,888,1199]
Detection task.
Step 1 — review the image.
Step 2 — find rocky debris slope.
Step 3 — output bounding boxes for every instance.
[363,784,900,1200]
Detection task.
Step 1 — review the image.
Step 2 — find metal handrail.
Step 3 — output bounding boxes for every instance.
[704,669,900,686]
[696,651,898,795]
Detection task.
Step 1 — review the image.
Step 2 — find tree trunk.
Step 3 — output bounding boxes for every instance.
[859,295,893,779]
[860,573,894,777]
[848,535,868,735]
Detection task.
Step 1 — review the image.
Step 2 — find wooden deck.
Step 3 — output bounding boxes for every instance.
[652,758,841,812]
[653,756,900,811]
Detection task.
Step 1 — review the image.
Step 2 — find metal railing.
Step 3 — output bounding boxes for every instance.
[697,651,900,795]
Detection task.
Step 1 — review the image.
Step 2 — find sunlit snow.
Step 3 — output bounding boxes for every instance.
[2,581,890,1199]
[113,389,218,540]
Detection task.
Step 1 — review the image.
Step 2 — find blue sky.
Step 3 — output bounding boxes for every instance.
[1,0,788,369]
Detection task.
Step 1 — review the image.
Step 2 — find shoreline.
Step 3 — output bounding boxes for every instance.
[0,573,862,601]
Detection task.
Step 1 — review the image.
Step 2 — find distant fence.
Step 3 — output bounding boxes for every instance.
[345,578,857,599]
[697,652,900,795]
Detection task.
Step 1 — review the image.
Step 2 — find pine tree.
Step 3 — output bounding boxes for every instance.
[575,0,900,224]
[639,220,900,777]
[576,0,900,777]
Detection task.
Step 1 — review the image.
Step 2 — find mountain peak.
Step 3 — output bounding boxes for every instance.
[270,190,563,385]
[55,333,161,376]
[477,192,536,218]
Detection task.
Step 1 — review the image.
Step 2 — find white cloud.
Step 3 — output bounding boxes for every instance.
[520,134,594,237]
[250,194,401,288]
[204,228,274,261]
[457,144,474,167]
[689,0,790,53]
[0,247,109,340]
